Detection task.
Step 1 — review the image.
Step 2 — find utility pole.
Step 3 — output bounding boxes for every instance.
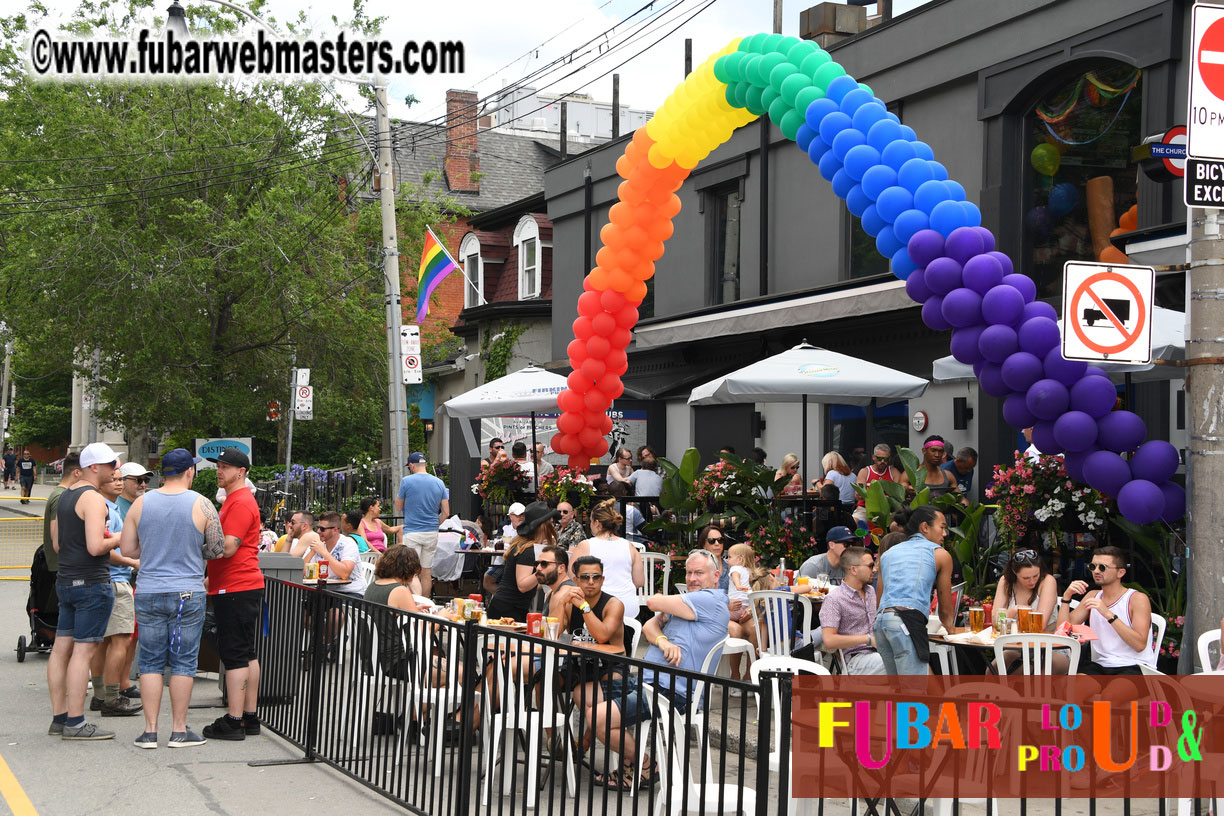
[1186,207,1224,670]
[0,339,12,449]
[284,351,295,500]
[87,348,100,444]
[773,0,783,36]
[377,79,407,489]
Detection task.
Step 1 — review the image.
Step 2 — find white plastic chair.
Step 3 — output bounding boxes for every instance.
[1138,661,1165,676]
[992,633,1080,676]
[624,617,642,658]
[1198,628,1221,672]
[673,583,689,595]
[749,656,829,816]
[347,608,431,759]
[748,590,813,657]
[355,560,376,587]
[359,550,381,564]
[640,552,672,598]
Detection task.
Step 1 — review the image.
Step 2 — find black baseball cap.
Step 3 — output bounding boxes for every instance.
[208,447,250,469]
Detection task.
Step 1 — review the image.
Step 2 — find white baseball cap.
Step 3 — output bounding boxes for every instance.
[507,502,527,516]
[118,462,152,478]
[79,442,120,468]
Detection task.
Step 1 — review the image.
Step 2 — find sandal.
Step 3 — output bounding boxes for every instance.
[638,759,660,789]
[595,766,636,792]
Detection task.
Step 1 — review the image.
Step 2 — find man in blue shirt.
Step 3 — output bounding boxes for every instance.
[940,446,977,498]
[394,452,448,596]
[89,469,142,717]
[585,549,729,790]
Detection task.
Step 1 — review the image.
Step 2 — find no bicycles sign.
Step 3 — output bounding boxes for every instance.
[1061,261,1154,365]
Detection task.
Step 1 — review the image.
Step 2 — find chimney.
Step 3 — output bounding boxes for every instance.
[799,2,870,48]
[445,89,480,193]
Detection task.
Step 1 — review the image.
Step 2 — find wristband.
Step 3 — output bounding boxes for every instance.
[1108,614,1119,624]
[580,602,592,614]
[655,635,669,646]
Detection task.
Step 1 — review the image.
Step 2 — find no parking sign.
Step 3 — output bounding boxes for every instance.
[1061,261,1155,365]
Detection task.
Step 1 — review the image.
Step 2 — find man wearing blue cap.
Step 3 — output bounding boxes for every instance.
[394,452,448,596]
[799,526,856,583]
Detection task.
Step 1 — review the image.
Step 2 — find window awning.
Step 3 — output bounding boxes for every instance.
[634,279,914,349]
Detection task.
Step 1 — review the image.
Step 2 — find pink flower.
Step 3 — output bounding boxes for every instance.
[1022,485,1036,494]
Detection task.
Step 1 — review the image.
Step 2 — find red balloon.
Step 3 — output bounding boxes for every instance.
[586,336,611,360]
[573,316,594,341]
[583,411,606,427]
[550,432,567,454]
[584,389,610,412]
[599,415,614,434]
[581,358,607,381]
[567,454,588,470]
[582,276,594,292]
[577,291,602,316]
[600,289,627,313]
[556,413,583,435]
[597,374,623,396]
[579,427,604,449]
[609,328,632,349]
[567,371,592,392]
[558,389,584,414]
[591,438,609,458]
[592,313,616,336]
[567,339,589,366]
[606,350,628,375]
[614,306,639,329]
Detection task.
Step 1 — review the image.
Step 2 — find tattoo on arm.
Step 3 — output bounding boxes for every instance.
[200,497,225,560]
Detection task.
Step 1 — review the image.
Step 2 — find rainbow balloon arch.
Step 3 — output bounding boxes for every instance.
[550,33,1184,526]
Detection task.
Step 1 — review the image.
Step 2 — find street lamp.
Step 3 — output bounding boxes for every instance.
[165,1,188,38]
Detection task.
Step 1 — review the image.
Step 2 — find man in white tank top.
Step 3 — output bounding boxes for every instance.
[1057,546,1154,674]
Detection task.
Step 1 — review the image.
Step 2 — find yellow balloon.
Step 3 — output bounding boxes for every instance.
[648,143,672,169]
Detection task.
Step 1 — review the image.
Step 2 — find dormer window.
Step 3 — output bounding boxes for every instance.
[460,232,483,309]
[514,215,541,300]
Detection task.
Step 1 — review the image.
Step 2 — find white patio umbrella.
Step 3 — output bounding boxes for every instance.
[931,306,1186,383]
[441,365,568,482]
[688,342,929,494]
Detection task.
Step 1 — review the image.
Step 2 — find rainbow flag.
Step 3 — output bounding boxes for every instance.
[415,225,459,323]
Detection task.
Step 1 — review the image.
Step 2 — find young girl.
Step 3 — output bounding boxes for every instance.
[726,543,771,683]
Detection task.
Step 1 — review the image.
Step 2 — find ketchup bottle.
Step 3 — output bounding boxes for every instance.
[318,559,329,583]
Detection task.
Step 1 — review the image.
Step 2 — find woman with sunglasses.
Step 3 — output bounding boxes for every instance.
[604,447,634,497]
[697,525,732,591]
[993,549,1058,633]
[775,453,803,496]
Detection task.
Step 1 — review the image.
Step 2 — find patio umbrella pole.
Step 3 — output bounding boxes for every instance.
[531,411,538,495]
[802,393,808,524]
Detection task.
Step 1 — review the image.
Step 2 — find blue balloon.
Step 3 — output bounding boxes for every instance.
[930,199,969,236]
[843,144,881,181]
[826,75,860,102]
[926,161,949,181]
[892,209,930,244]
[846,184,872,217]
[831,127,867,162]
[861,204,886,238]
[891,247,918,279]
[876,226,904,257]
[804,97,840,132]
[1048,182,1079,218]
[807,135,831,164]
[796,123,817,152]
[861,164,898,201]
[913,179,953,214]
[875,186,914,223]
[881,139,918,170]
[944,180,966,201]
[831,168,856,200]
[899,124,917,142]
[911,140,934,160]
[867,119,904,152]
[818,149,842,182]
[961,201,982,227]
[897,158,936,193]
[852,101,890,134]
[840,88,876,116]
[818,111,854,148]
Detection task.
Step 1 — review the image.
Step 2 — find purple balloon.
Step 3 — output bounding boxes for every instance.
[973,227,996,253]
[1002,273,1037,303]
[924,256,963,295]
[950,326,986,365]
[1003,392,1038,428]
[979,324,1019,363]
[1096,410,1146,453]
[944,227,985,265]
[978,362,1009,398]
[1032,420,1060,454]
[1117,479,1166,525]
[922,296,952,331]
[1001,351,1044,392]
[906,229,945,267]
[981,285,1026,327]
[1018,317,1060,357]
[962,254,1004,296]
[1130,440,1180,484]
[1083,450,1132,497]
[941,287,983,329]
[987,251,1014,277]
[1021,300,1059,324]
[1053,411,1098,452]
[1025,378,1070,421]
[1064,446,1099,482]
[905,267,933,303]
[1043,347,1088,387]
[1069,374,1117,418]
[1083,365,1109,378]
[1159,482,1186,522]
[972,360,986,377]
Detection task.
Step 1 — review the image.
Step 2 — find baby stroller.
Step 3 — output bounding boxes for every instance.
[18,546,57,662]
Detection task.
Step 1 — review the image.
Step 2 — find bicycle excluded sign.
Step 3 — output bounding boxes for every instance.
[1061,261,1154,365]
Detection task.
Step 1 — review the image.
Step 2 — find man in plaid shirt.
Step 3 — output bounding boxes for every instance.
[818,545,885,675]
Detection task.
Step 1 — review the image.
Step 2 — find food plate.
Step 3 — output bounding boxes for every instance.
[485,620,527,631]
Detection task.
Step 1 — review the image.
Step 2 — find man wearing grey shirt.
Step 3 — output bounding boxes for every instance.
[798,526,857,581]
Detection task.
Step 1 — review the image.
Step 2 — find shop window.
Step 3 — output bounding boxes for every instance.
[826,401,910,473]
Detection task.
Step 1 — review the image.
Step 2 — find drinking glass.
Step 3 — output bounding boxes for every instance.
[1028,611,1046,633]
[1016,605,1032,634]
[968,606,985,632]
[544,619,560,640]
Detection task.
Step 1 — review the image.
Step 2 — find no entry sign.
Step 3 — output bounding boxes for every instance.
[1061,261,1155,365]
[1188,3,1224,161]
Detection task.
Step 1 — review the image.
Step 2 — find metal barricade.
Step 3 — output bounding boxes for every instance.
[0,511,45,581]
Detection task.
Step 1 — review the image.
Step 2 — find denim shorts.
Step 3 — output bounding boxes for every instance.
[600,676,689,727]
[135,591,206,677]
[56,581,115,643]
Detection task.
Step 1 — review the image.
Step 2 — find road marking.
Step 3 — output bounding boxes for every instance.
[0,752,38,815]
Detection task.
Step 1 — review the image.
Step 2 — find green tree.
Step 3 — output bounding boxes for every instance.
[7,341,72,448]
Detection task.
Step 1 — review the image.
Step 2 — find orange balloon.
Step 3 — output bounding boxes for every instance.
[600,224,625,249]
[608,269,634,293]
[595,247,616,269]
[615,154,635,180]
[1119,205,1138,232]
[626,280,648,304]
[632,127,653,151]
[658,194,682,219]
[1099,246,1129,264]
[608,203,633,225]
[587,267,611,290]
[1109,227,1125,238]
[618,180,647,206]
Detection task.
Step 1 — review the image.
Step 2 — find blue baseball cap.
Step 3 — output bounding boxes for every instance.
[407,452,427,464]
[161,448,202,476]
[826,526,858,544]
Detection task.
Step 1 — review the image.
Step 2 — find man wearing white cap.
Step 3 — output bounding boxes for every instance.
[117,462,152,518]
[47,441,123,740]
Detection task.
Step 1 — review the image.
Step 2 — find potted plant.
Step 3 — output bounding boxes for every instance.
[471,456,528,517]
[537,466,596,513]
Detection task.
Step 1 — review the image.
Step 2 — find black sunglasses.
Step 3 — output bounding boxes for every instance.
[125,476,150,484]
[1012,549,1039,565]
[577,573,604,581]
[316,525,336,532]
[535,560,556,567]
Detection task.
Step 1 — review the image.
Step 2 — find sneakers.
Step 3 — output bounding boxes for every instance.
[242,713,261,736]
[48,721,64,736]
[100,696,143,717]
[89,696,104,712]
[61,722,115,740]
[202,715,246,741]
[119,685,141,700]
[133,732,158,749]
[168,729,206,748]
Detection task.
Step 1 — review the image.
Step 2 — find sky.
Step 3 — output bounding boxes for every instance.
[26,0,932,124]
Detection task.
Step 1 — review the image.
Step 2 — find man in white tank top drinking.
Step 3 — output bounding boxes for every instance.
[1057,546,1154,674]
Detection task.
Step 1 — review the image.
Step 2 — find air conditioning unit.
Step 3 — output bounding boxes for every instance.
[529,117,548,131]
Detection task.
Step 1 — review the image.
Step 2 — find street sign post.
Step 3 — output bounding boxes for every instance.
[1188,3,1224,161]
[401,325,423,384]
[294,385,313,421]
[295,368,310,387]
[1061,260,1155,365]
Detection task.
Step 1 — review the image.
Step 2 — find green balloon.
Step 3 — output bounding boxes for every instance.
[725,83,741,108]
[744,85,767,116]
[800,50,831,79]
[742,33,768,53]
[761,33,785,54]
[756,53,787,85]
[741,54,763,85]
[858,82,873,96]
[780,109,804,141]
[713,55,733,84]
[776,35,801,55]
[793,85,825,113]
[780,73,810,106]
[761,86,780,111]
[769,62,798,90]
[767,97,791,128]
[812,61,847,90]
[787,40,818,64]
[733,81,751,110]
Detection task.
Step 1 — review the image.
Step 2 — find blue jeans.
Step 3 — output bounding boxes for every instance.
[55,581,115,642]
[873,610,929,676]
[135,591,206,677]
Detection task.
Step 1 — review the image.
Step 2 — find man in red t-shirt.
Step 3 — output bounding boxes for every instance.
[202,448,264,742]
